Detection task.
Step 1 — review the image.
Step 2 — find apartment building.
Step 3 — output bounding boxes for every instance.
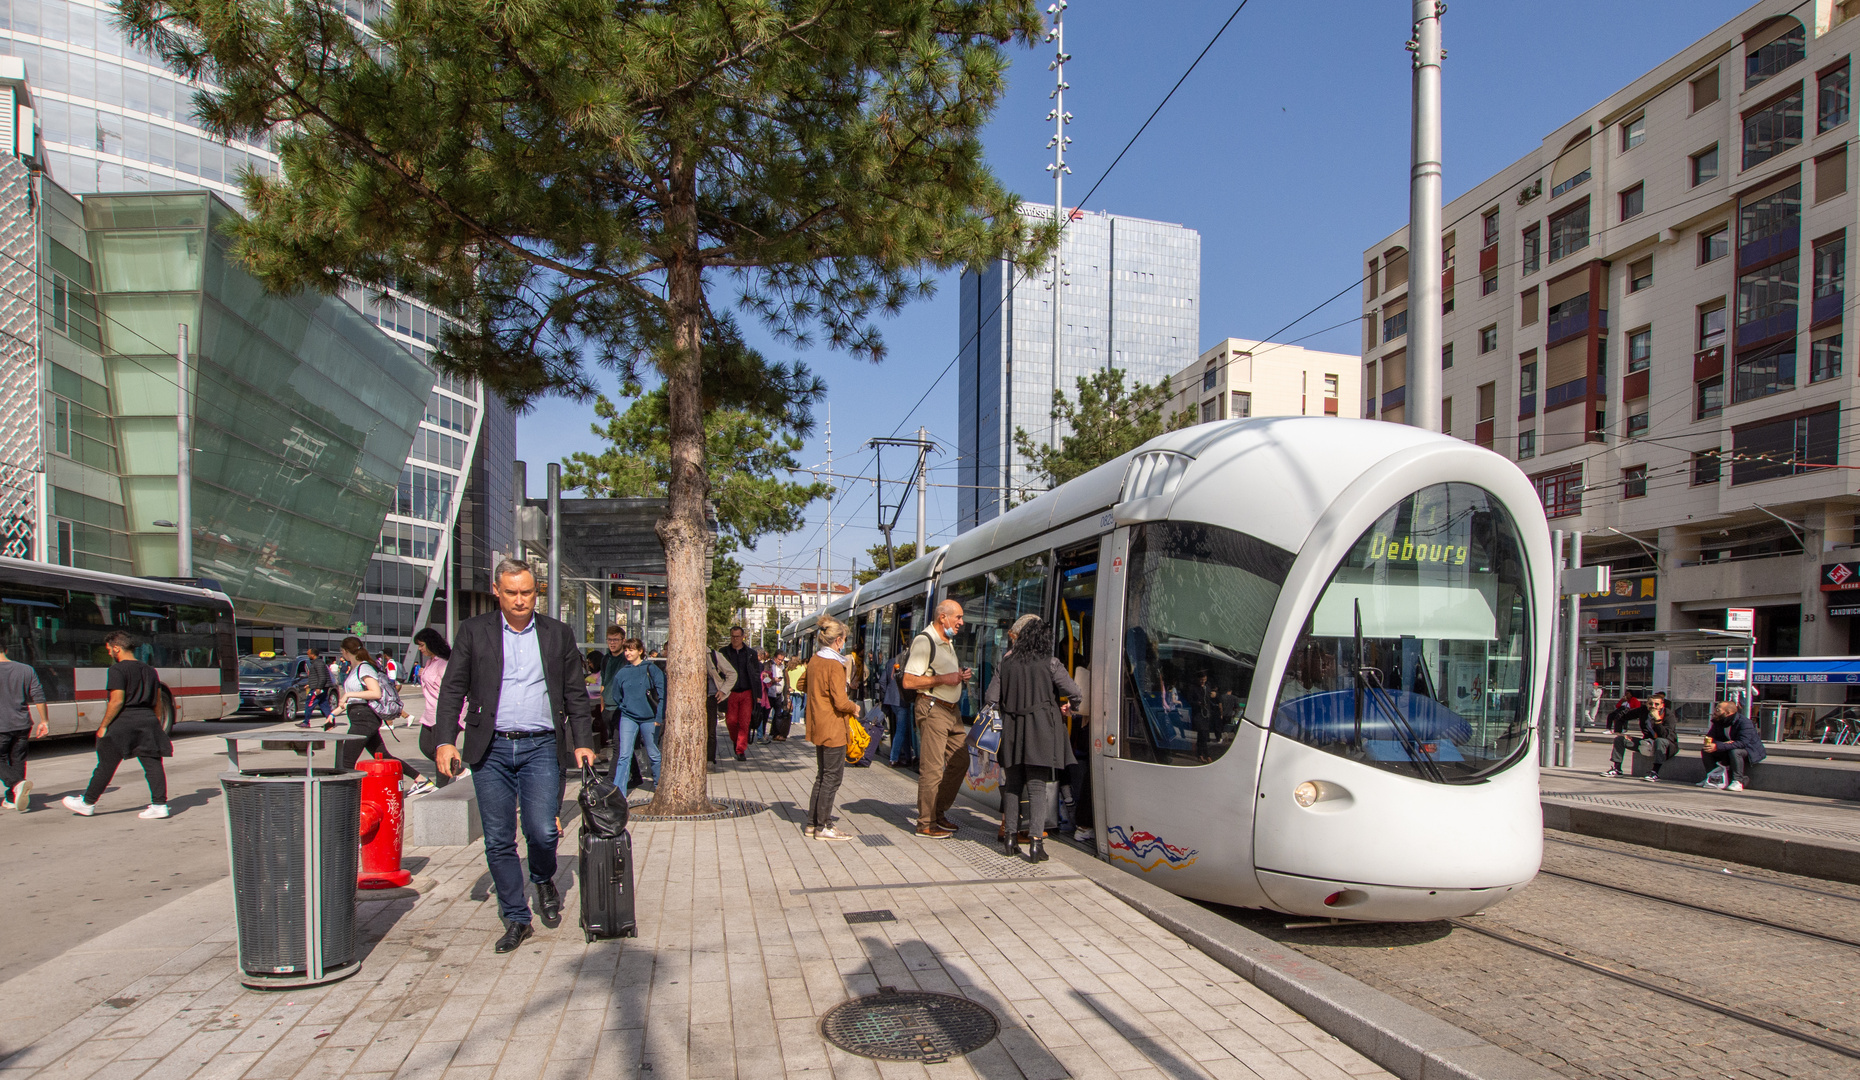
[1362,1,1860,703]
[1167,338,1361,426]
[743,582,848,642]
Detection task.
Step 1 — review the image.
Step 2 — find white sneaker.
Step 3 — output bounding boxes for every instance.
[63,796,95,816]
[813,827,853,841]
[406,781,437,798]
[1726,780,1745,792]
[139,804,170,819]
[1072,827,1094,843]
[10,778,28,810]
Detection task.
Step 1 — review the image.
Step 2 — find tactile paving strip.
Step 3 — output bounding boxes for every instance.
[1545,792,1860,842]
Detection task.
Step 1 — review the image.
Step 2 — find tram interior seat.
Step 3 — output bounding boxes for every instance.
[1272,688,1472,762]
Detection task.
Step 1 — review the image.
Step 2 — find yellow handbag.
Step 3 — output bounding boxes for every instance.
[845,711,872,763]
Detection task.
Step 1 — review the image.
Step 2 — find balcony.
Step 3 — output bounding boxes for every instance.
[1383,310,1409,343]
[1740,225,1799,269]
[1551,169,1590,198]
[1735,307,1797,347]
[1694,346,1725,381]
[1519,393,1537,419]
[1475,419,1495,450]
[1547,302,1605,347]
[1544,377,1588,411]
[1381,385,1406,412]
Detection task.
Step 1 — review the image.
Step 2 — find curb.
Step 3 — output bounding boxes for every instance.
[948,788,1555,1080]
[1540,799,1860,885]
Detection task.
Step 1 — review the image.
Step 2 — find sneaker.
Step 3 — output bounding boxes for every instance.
[813,827,853,841]
[62,796,95,816]
[914,824,955,839]
[1643,773,1660,782]
[0,800,11,810]
[12,779,30,811]
[139,804,170,819]
[406,781,437,798]
[802,824,817,837]
[1600,768,1621,778]
[455,766,472,781]
[1073,827,1094,843]
[1727,780,1745,792]
[734,752,746,761]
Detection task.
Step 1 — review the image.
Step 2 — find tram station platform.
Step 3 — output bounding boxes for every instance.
[1542,742,1860,885]
[8,734,1576,1080]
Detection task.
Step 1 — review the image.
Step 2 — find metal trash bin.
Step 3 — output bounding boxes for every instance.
[220,730,365,989]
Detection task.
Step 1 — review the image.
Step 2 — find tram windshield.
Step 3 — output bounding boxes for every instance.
[1271,483,1533,783]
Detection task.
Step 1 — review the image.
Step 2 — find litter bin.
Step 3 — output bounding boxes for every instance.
[220,730,365,989]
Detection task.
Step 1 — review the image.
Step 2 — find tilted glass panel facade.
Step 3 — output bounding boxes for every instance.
[83,192,432,627]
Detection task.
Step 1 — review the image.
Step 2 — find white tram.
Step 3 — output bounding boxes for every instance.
[783,417,1553,921]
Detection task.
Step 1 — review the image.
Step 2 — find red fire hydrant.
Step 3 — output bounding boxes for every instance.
[357,755,412,889]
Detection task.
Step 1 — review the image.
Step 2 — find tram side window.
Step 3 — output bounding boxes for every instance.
[1120,523,1292,766]
[945,554,1049,720]
[1269,483,1533,784]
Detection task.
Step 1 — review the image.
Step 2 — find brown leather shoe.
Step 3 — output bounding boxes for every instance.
[935,817,959,831]
[915,824,955,839]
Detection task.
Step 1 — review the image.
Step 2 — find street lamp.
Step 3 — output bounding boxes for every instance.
[153,519,176,528]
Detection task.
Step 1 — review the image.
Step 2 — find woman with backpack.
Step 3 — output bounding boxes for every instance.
[334,636,433,796]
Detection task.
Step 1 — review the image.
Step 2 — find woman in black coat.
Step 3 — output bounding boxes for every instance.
[988,618,1082,862]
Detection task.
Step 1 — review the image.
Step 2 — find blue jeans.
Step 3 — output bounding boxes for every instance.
[473,735,563,925]
[888,703,916,764]
[613,715,661,789]
[790,693,805,732]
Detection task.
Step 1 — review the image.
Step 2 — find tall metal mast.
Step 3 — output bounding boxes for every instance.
[1044,1,1072,455]
[1405,0,1444,432]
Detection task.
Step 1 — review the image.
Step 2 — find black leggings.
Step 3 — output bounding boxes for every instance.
[1002,764,1058,840]
[85,742,166,805]
[340,703,422,780]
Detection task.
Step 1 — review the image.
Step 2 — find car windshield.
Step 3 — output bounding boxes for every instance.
[239,657,292,678]
[1271,482,1534,783]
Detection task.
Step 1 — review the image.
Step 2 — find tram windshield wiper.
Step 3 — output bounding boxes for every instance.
[1359,667,1449,785]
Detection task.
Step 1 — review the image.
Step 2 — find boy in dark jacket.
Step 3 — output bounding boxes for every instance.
[1699,699,1765,791]
[1601,694,1649,777]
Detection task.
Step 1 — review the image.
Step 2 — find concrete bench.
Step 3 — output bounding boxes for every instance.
[406,776,481,846]
[1631,746,1860,799]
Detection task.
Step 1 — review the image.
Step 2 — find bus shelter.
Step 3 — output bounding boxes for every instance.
[1575,629,1754,740]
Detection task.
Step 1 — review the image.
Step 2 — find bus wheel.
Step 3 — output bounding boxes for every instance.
[159,688,177,736]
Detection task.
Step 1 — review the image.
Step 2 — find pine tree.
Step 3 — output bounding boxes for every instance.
[119,0,1051,815]
[1012,368,1193,495]
[855,541,920,584]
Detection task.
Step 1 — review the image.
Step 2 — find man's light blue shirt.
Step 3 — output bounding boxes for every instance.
[496,616,554,733]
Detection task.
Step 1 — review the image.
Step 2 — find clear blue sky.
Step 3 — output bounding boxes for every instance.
[517,0,1758,589]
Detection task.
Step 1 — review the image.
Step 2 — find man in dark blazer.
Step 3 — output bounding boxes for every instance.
[434,558,595,953]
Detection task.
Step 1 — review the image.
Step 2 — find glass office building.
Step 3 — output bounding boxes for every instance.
[958,205,1201,531]
[0,3,517,656]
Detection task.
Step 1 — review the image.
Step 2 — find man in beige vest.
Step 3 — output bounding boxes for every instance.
[902,599,973,837]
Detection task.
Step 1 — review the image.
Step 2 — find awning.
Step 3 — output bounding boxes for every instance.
[1712,657,1860,684]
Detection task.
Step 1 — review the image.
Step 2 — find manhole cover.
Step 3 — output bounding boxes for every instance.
[819,987,998,1062]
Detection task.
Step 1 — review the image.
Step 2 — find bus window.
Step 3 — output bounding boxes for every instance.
[1,585,72,701]
[174,605,222,668]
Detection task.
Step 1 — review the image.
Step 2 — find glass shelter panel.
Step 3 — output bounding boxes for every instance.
[1271,484,1533,784]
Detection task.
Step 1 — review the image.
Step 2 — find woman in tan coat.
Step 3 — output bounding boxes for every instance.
[804,615,861,841]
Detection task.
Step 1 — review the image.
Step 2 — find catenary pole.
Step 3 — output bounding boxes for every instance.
[1405,0,1444,431]
[175,323,192,578]
[1045,1,1071,456]
[1562,532,1583,767]
[916,427,929,553]
[547,462,561,622]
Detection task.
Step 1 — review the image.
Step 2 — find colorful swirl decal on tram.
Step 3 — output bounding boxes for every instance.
[1107,826,1199,871]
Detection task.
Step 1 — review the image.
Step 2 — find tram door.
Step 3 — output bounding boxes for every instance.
[1087,528,1130,858]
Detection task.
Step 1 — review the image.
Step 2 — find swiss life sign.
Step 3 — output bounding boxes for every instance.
[1726,607,1756,631]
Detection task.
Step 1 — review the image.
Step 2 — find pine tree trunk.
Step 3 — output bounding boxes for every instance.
[646,153,717,817]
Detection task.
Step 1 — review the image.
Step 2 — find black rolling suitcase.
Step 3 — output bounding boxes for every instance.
[576,766,637,941]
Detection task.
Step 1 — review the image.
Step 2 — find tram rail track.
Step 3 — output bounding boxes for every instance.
[1536,868,1860,950]
[1447,916,1860,1064]
[1544,835,1860,905]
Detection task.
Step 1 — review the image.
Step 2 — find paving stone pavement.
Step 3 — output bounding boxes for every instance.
[0,736,1389,1080]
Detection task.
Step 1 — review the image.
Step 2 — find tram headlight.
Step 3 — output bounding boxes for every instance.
[1293,781,1320,807]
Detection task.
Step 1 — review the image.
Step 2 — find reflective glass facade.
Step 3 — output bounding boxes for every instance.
[958,205,1200,531]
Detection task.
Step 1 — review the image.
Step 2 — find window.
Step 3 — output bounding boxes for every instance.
[1623,465,1648,498]
[1731,406,1838,485]
[1628,329,1652,373]
[1821,61,1850,132]
[1483,208,1500,247]
[1692,67,1720,111]
[1619,184,1644,220]
[47,240,101,351]
[1442,288,1455,314]
[1693,450,1722,486]
[1627,411,1650,437]
[1740,184,1801,258]
[1482,272,1498,296]
[1743,86,1805,169]
[1737,255,1800,343]
[1746,19,1806,89]
[1700,225,1729,263]
[1699,302,1727,349]
[1630,257,1653,292]
[1521,287,1539,325]
[1692,145,1720,186]
[1520,361,1538,397]
[1384,308,1409,342]
[1814,234,1845,322]
[1200,399,1220,423]
[1549,201,1590,261]
[1521,224,1542,274]
[1231,391,1252,418]
[1598,336,1609,385]
[1732,340,1796,403]
[1269,483,1534,783]
[1813,334,1843,382]
[1518,430,1536,459]
[1121,522,1290,767]
[1201,367,1218,392]
[1697,374,1725,419]
[1442,397,1453,435]
[1532,464,1584,519]
[1621,115,1646,151]
[1818,147,1848,202]
[1323,373,1339,397]
[397,465,456,522]
[1480,325,1498,353]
